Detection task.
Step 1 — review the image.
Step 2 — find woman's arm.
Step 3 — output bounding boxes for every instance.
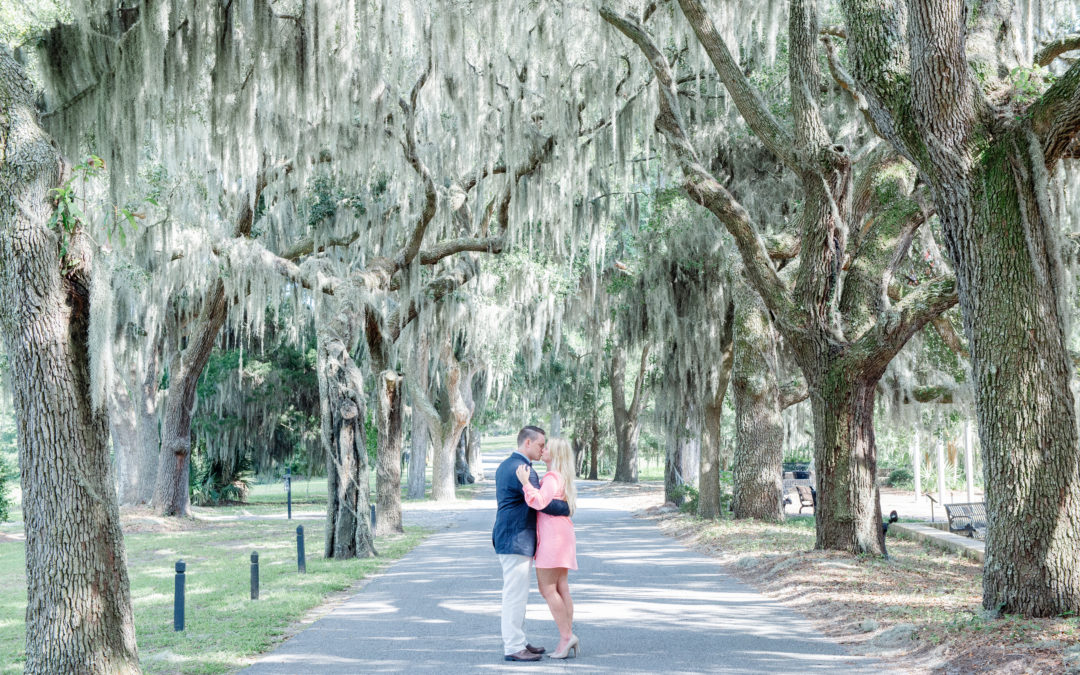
[522,472,561,511]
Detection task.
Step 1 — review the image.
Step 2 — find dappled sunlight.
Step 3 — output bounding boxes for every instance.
[242,489,872,674]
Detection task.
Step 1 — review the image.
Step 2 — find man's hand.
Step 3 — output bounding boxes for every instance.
[515,464,531,486]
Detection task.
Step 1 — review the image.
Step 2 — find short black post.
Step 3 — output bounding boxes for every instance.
[250,551,259,600]
[296,525,306,573]
[285,467,292,520]
[174,559,186,631]
[370,503,376,532]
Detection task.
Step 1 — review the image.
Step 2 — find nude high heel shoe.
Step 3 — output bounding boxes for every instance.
[550,634,579,659]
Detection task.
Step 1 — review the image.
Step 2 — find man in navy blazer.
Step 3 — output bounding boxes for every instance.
[493,425,570,662]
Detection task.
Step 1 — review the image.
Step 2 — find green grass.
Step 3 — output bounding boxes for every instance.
[0,518,428,674]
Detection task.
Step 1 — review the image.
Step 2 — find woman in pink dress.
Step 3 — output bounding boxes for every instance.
[514,437,579,659]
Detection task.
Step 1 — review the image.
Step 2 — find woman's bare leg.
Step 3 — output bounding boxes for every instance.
[536,567,572,644]
[555,569,573,634]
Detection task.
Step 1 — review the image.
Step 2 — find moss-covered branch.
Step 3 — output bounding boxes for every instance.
[1034,34,1080,67]
[599,5,796,330]
[1029,57,1080,167]
[675,0,799,169]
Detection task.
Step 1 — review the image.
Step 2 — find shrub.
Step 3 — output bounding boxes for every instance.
[670,484,699,513]
[888,467,914,489]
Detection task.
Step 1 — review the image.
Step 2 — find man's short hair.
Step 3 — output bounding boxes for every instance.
[517,425,546,448]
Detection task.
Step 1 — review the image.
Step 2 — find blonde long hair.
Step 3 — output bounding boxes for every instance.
[545,438,577,516]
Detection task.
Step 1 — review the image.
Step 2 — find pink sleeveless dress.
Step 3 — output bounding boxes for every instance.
[522,471,577,570]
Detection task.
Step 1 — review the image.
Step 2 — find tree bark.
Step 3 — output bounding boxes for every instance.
[318,327,376,559]
[406,407,429,499]
[698,296,735,519]
[698,391,726,518]
[375,367,404,534]
[112,337,162,505]
[0,52,139,673]
[837,0,1080,614]
[951,140,1080,615]
[731,283,785,522]
[427,354,472,502]
[813,374,883,554]
[611,343,649,483]
[465,425,483,481]
[588,409,600,480]
[406,334,430,500]
[151,280,227,516]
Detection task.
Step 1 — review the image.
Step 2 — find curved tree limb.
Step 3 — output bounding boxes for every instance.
[857,275,958,373]
[1035,34,1080,67]
[396,47,437,271]
[600,5,795,328]
[675,0,799,170]
[1029,57,1080,168]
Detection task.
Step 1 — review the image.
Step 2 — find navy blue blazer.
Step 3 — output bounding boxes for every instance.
[492,452,570,556]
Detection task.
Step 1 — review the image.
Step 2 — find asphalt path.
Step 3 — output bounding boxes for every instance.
[241,450,874,674]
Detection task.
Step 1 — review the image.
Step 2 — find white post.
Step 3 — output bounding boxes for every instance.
[964,421,974,503]
[936,437,947,513]
[912,430,922,502]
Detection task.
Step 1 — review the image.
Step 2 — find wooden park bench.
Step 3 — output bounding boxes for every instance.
[944,502,987,539]
[794,485,816,513]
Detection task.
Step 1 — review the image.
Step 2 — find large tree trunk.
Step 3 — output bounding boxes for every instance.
[942,142,1080,616]
[731,285,785,522]
[0,53,139,673]
[112,339,162,505]
[151,281,227,516]
[465,426,484,481]
[421,348,474,502]
[406,334,430,500]
[812,376,883,555]
[375,367,404,534]
[611,343,649,483]
[318,328,376,559]
[678,416,700,486]
[587,409,600,480]
[406,408,429,499]
[663,415,681,503]
[698,390,726,518]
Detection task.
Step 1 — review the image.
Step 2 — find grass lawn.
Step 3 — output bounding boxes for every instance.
[0,515,427,674]
[643,507,1080,673]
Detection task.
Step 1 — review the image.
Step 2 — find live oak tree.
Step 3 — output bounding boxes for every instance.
[834,0,1080,615]
[601,0,958,554]
[0,49,139,675]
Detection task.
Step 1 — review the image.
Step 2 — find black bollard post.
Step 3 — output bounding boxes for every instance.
[174,560,186,631]
[285,467,292,520]
[250,551,259,600]
[296,525,306,573]
[370,504,376,532]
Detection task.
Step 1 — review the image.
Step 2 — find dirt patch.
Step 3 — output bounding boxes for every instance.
[637,505,1078,674]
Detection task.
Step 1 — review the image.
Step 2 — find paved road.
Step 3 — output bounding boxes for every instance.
[241,451,873,674]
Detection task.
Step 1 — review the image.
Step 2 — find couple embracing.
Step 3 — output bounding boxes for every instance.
[492,425,580,662]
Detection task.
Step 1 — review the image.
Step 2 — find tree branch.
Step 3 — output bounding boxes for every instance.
[629,343,651,419]
[788,0,831,151]
[281,230,362,261]
[908,0,973,179]
[387,258,477,343]
[836,0,920,164]
[1035,34,1080,67]
[675,0,799,170]
[396,47,437,272]
[868,275,958,364]
[1029,57,1080,167]
[418,235,506,265]
[779,379,809,410]
[600,5,796,328]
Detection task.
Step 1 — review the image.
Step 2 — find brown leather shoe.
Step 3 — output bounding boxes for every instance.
[525,643,545,655]
[504,648,542,662]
